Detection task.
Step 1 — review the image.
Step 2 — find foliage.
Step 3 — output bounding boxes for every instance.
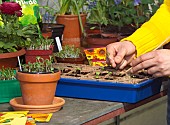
[53,0,87,15]
[54,0,88,35]
[95,71,100,79]
[0,1,40,53]
[87,0,113,27]
[55,45,83,58]
[86,0,163,31]
[39,0,88,36]
[21,56,55,73]
[39,0,57,23]
[109,0,163,30]
[0,67,16,80]
[27,38,53,50]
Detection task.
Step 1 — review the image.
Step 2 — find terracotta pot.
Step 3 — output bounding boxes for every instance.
[41,24,65,52]
[56,14,87,47]
[0,48,26,69]
[56,56,85,64]
[25,47,53,63]
[42,31,52,39]
[50,24,65,52]
[10,97,65,113]
[86,34,118,48]
[17,71,61,105]
[86,29,101,35]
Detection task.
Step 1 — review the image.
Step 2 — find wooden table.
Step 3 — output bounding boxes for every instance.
[0,90,167,125]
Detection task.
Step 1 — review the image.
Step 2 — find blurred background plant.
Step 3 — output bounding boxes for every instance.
[109,0,163,31]
[86,0,113,32]
[39,0,57,23]
[26,38,53,50]
[0,1,40,53]
[55,45,83,58]
[39,0,89,23]
[0,67,16,80]
[86,0,163,33]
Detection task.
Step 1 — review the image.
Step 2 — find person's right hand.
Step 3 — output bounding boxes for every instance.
[106,41,136,69]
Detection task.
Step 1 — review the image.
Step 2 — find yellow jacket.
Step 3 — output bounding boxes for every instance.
[121,0,170,57]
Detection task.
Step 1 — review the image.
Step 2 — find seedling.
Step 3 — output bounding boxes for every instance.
[21,56,55,73]
[0,67,16,80]
[95,71,100,79]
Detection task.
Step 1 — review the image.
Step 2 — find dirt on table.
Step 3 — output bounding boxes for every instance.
[53,63,153,84]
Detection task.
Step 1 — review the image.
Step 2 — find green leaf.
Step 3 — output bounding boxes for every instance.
[17,30,24,36]
[3,43,16,49]
[0,41,4,48]
[20,15,37,26]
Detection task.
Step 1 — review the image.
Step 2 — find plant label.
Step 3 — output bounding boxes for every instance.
[55,37,62,51]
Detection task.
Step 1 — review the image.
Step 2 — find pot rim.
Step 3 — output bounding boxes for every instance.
[0,48,26,59]
[16,71,61,83]
[18,69,59,74]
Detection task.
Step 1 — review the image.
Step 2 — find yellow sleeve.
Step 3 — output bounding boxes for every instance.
[121,0,170,57]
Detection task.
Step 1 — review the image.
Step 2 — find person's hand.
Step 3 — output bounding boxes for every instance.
[106,41,136,69]
[131,49,170,77]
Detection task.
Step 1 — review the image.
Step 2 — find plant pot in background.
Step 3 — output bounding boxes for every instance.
[50,24,65,52]
[16,71,61,105]
[25,47,53,63]
[56,56,85,64]
[86,34,118,48]
[41,23,65,52]
[42,31,52,39]
[117,25,136,41]
[57,14,87,47]
[85,28,101,35]
[0,48,26,69]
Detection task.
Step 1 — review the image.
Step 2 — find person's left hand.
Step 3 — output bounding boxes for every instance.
[131,49,170,77]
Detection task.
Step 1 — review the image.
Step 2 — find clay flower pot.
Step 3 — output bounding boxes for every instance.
[42,31,52,39]
[57,14,87,47]
[0,48,26,69]
[86,34,118,48]
[10,97,65,113]
[25,46,54,63]
[56,56,85,64]
[17,71,61,105]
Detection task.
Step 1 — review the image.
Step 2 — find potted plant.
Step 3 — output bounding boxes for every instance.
[0,1,39,68]
[85,0,119,48]
[86,0,163,45]
[39,0,64,38]
[16,56,61,105]
[86,0,111,33]
[25,37,54,63]
[54,45,85,64]
[51,0,88,47]
[39,0,65,52]
[0,67,21,103]
[108,0,163,39]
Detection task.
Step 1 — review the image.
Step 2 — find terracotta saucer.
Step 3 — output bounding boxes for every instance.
[10,97,65,114]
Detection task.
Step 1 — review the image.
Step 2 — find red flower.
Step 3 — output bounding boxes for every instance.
[0,2,22,16]
[15,11,22,17]
[0,5,2,10]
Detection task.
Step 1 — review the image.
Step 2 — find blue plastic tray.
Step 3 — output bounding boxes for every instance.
[55,77,162,103]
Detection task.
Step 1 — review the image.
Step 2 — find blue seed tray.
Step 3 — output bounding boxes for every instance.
[56,77,162,103]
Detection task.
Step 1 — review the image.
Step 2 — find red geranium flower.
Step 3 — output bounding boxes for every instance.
[15,11,22,17]
[0,2,22,16]
[0,5,2,10]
